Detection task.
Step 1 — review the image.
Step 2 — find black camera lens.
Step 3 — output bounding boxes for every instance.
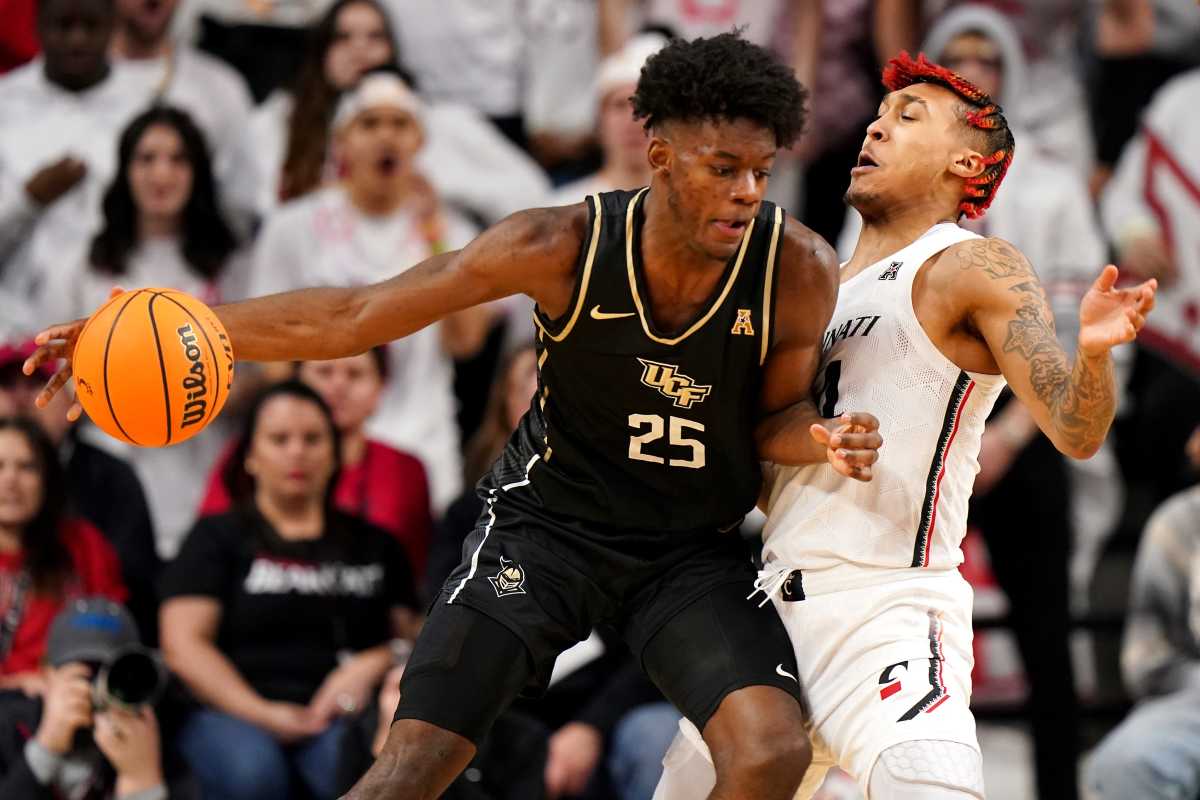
[96,647,165,710]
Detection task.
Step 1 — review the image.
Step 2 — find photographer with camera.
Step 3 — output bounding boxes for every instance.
[0,596,170,799]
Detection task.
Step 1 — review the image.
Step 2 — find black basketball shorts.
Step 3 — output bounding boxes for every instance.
[394,493,805,743]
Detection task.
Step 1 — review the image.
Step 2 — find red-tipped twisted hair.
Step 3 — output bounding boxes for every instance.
[881,51,1014,219]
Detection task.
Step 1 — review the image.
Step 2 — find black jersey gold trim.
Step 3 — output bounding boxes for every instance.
[623,187,756,346]
[533,193,603,342]
[759,206,784,365]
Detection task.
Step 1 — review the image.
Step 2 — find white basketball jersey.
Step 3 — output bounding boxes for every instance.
[763,223,1006,574]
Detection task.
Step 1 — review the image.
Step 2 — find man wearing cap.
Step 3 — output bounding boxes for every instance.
[248,67,491,516]
[0,597,168,799]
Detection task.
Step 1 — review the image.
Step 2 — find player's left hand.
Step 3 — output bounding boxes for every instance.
[544,722,603,799]
[1078,265,1156,358]
[810,411,881,481]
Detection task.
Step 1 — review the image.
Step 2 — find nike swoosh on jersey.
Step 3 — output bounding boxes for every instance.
[590,305,636,320]
[776,664,798,683]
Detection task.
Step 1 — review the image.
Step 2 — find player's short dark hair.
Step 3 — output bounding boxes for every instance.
[631,32,807,149]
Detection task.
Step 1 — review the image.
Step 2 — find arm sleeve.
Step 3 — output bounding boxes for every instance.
[1121,496,1200,698]
[159,518,237,600]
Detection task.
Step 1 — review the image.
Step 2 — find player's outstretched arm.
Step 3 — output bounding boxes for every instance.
[216,205,583,362]
[755,221,883,479]
[954,237,1156,459]
[23,205,586,412]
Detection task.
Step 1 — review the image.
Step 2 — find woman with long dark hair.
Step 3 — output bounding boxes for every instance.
[41,104,246,560]
[199,348,434,580]
[88,105,238,285]
[247,0,402,212]
[0,417,126,692]
[161,382,418,800]
[39,103,243,320]
[244,0,547,222]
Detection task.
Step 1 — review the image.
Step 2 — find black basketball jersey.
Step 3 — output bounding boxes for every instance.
[483,188,784,532]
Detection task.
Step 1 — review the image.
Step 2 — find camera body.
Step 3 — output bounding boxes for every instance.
[92,645,167,712]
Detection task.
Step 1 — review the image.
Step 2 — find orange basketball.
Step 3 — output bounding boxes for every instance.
[72,289,234,447]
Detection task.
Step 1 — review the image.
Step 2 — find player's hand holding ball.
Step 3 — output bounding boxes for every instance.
[809,412,882,482]
[23,288,233,446]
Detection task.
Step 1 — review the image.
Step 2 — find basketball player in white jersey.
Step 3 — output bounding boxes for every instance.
[653,51,1158,800]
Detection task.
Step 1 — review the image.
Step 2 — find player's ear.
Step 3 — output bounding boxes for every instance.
[948,147,985,180]
[647,134,672,176]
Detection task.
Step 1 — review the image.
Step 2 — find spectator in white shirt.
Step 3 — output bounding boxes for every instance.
[0,0,144,297]
[249,69,490,512]
[40,106,247,558]
[110,0,258,222]
[547,32,663,207]
[245,0,548,225]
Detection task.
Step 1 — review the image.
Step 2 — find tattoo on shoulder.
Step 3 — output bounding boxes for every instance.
[954,238,1032,280]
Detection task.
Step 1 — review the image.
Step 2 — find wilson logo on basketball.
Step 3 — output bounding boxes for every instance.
[177,324,208,428]
[637,358,712,409]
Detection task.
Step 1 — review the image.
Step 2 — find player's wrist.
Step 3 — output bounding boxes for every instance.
[1076,335,1113,361]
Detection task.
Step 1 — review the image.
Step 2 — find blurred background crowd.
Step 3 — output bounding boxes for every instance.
[0,0,1199,798]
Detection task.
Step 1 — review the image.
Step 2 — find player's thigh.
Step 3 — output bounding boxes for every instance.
[395,601,537,745]
[636,579,807,735]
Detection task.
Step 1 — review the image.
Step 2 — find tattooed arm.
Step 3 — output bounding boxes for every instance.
[950,237,1156,459]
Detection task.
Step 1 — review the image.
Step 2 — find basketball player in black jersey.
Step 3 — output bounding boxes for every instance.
[27,35,883,799]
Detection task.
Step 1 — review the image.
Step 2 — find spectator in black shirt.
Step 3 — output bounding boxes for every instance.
[160,381,417,800]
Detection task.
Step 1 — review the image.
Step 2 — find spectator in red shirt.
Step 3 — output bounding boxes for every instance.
[199,347,433,579]
[0,417,126,694]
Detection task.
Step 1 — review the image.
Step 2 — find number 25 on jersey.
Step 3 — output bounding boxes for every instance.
[628,414,706,468]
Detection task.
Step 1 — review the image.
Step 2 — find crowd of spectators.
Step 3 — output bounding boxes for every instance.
[0,0,1198,798]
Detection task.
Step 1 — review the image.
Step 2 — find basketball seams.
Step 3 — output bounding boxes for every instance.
[101,290,149,446]
[156,291,223,430]
[146,293,174,446]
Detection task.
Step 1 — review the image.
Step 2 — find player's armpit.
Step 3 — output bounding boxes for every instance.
[755,219,844,466]
[955,237,1119,459]
[218,204,587,363]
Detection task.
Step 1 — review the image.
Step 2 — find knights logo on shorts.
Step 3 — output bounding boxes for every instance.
[489,557,527,598]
